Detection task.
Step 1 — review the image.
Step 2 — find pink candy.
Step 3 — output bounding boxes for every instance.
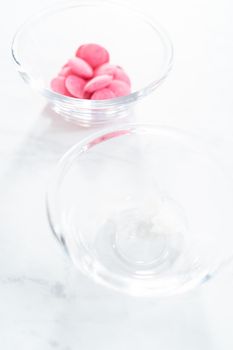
[95,64,131,87]
[76,44,109,68]
[94,63,117,77]
[68,57,93,79]
[84,74,113,94]
[108,80,131,97]
[114,66,131,87]
[58,66,72,77]
[91,88,116,100]
[65,75,86,98]
[50,76,71,96]
[50,43,131,100]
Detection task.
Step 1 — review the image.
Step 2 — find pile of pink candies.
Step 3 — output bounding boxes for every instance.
[50,43,131,100]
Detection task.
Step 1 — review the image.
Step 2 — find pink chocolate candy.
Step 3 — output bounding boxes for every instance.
[115,66,131,87]
[91,88,116,100]
[83,91,92,99]
[68,57,93,79]
[95,63,131,86]
[50,76,71,96]
[108,80,131,97]
[65,75,86,98]
[50,43,132,100]
[84,74,112,94]
[59,66,72,77]
[76,44,109,69]
[94,63,117,77]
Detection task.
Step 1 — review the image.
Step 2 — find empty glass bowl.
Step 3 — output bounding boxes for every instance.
[11,0,173,126]
[47,125,233,296]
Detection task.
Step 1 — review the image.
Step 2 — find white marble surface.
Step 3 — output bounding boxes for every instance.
[1,0,233,349]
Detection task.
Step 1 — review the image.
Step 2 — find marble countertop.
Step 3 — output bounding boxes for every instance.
[1,0,233,349]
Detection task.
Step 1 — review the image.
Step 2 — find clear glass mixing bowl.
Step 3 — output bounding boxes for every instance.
[47,125,233,296]
[11,0,173,126]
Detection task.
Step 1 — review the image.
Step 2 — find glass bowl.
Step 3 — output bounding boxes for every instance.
[11,0,173,127]
[46,124,233,297]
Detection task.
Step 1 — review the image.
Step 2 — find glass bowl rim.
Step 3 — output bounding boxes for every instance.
[46,123,228,296]
[11,0,174,108]
[47,123,210,244]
